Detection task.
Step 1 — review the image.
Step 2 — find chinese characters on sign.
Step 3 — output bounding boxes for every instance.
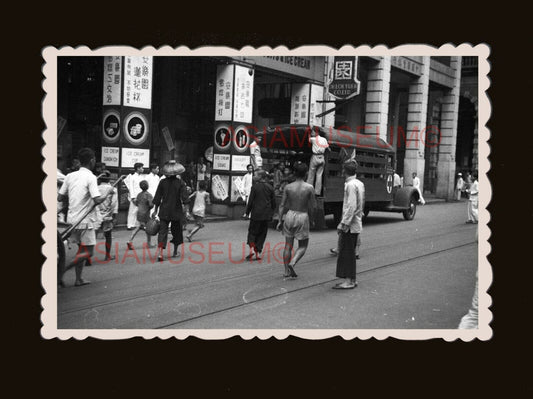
[215,65,234,121]
[103,56,122,105]
[328,56,360,99]
[290,83,310,124]
[123,56,153,109]
[233,65,254,123]
[309,84,324,127]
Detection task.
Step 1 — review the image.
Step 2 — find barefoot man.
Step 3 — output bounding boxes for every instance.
[276,162,316,278]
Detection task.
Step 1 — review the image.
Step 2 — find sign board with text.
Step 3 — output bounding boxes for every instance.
[101,146,120,167]
[328,56,360,100]
[121,147,150,168]
[123,56,153,109]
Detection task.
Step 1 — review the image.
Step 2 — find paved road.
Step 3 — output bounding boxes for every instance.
[57,200,478,330]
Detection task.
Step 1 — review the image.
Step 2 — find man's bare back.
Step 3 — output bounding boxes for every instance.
[282,180,316,213]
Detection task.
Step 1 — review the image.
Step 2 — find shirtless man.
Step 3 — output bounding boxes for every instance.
[276,162,316,278]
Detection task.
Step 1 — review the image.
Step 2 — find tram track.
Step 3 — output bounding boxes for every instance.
[58,236,477,329]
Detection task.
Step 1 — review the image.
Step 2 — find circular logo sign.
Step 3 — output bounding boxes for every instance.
[204,146,214,162]
[233,126,250,152]
[123,112,149,146]
[386,174,393,194]
[102,110,120,143]
[214,126,231,151]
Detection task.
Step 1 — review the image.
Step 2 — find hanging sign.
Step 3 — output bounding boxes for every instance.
[103,56,122,105]
[161,126,175,151]
[215,65,234,121]
[290,83,310,124]
[328,56,360,99]
[233,65,254,123]
[309,84,324,127]
[123,56,153,109]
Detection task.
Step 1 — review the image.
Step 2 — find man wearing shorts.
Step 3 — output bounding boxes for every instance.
[58,148,104,287]
[276,162,316,278]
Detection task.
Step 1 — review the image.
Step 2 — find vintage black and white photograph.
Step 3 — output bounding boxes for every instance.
[41,45,490,340]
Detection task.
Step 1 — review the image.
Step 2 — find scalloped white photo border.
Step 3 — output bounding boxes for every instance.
[41,44,491,341]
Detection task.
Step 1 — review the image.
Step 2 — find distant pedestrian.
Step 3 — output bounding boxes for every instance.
[94,162,107,177]
[333,160,365,290]
[276,162,317,278]
[250,131,263,171]
[245,169,276,261]
[124,162,145,229]
[241,164,254,218]
[57,148,105,287]
[307,128,330,196]
[186,180,211,242]
[455,173,464,201]
[412,172,425,205]
[96,171,118,261]
[393,172,401,188]
[127,180,154,249]
[466,171,478,224]
[152,160,189,261]
[145,163,161,197]
[463,172,472,197]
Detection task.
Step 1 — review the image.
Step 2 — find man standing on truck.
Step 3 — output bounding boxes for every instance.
[307,128,330,196]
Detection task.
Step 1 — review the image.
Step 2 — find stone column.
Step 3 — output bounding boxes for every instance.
[364,57,391,141]
[436,56,462,199]
[403,56,430,189]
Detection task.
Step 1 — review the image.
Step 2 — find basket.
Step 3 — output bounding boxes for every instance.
[145,217,161,236]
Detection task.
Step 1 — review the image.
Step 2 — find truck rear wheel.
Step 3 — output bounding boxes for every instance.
[402,197,417,220]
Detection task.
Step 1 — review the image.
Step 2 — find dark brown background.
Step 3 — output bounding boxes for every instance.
[15,4,530,396]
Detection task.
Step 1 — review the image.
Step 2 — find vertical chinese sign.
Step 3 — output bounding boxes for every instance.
[212,63,254,205]
[291,83,326,126]
[102,55,153,210]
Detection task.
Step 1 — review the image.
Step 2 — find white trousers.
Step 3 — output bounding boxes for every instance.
[307,154,325,195]
[467,196,478,222]
[127,200,138,229]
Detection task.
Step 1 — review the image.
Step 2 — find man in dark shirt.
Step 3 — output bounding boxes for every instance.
[152,161,189,262]
[245,169,276,261]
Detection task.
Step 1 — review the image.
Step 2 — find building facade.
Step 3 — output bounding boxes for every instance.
[57,55,477,222]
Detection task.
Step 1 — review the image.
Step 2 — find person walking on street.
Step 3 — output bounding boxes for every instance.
[455,173,464,201]
[307,128,330,196]
[127,180,154,249]
[186,180,211,242]
[276,162,317,278]
[412,172,425,205]
[124,162,145,229]
[96,171,118,261]
[245,169,276,261]
[57,148,105,287]
[241,164,254,218]
[152,160,190,262]
[333,160,365,290]
[466,171,479,224]
[250,131,263,172]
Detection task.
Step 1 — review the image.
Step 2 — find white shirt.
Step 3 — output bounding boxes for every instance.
[340,176,365,234]
[243,172,253,196]
[393,173,401,187]
[125,172,145,199]
[413,176,421,189]
[144,172,161,197]
[469,180,479,196]
[250,141,263,169]
[456,177,464,190]
[310,136,329,155]
[58,167,101,227]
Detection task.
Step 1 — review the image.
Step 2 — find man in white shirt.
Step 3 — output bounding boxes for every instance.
[58,148,104,287]
[333,160,365,290]
[455,173,464,201]
[124,162,145,229]
[241,164,254,218]
[307,128,330,196]
[250,133,263,171]
[466,172,479,223]
[144,163,161,197]
[411,172,425,205]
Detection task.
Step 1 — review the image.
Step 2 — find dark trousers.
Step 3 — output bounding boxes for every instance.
[158,219,183,249]
[104,230,112,259]
[247,220,269,253]
[336,232,359,279]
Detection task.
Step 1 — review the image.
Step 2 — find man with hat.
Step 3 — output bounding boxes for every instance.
[455,172,464,201]
[152,160,190,261]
